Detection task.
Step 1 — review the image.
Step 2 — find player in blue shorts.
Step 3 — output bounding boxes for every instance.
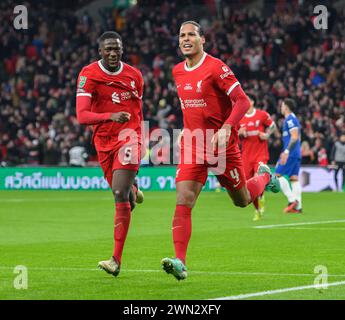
[275,98,302,213]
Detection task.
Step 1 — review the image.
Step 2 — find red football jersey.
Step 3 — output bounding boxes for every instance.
[173,52,242,157]
[173,52,241,131]
[239,108,273,163]
[76,60,144,151]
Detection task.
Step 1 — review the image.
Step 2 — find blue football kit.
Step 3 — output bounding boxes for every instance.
[275,113,301,177]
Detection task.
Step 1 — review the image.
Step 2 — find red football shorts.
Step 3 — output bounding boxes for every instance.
[176,147,246,191]
[96,142,141,188]
[243,159,268,180]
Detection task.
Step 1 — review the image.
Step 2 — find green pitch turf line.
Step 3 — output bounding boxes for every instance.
[211,280,345,300]
[253,219,345,229]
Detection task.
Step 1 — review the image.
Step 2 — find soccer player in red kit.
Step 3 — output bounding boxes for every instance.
[76,31,144,277]
[161,21,280,280]
[239,94,276,221]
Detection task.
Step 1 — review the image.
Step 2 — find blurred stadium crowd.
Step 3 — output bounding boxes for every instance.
[0,0,344,167]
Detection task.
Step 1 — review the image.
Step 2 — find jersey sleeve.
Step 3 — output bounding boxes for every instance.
[75,66,112,125]
[263,111,273,127]
[212,60,251,127]
[286,117,299,131]
[138,70,144,99]
[137,71,144,122]
[76,67,97,98]
[212,61,241,97]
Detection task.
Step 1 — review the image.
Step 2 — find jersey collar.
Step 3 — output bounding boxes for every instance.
[98,60,123,75]
[184,52,207,72]
[245,108,256,118]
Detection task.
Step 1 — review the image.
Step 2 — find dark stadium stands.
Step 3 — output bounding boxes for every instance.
[0,0,344,166]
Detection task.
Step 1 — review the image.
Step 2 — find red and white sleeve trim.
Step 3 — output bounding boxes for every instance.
[226,82,240,96]
[76,93,92,97]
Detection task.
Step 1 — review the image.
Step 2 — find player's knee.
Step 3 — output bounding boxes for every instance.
[233,199,249,208]
[112,188,130,203]
[176,190,197,208]
[232,194,251,208]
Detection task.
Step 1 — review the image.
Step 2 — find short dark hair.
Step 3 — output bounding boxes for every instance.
[98,31,122,45]
[246,93,257,106]
[180,20,204,36]
[283,98,297,112]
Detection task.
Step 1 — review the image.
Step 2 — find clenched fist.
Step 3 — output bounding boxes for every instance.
[109,112,131,123]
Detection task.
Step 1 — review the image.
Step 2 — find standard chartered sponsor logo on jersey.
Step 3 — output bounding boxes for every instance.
[181,99,207,108]
[112,91,138,103]
[121,91,132,100]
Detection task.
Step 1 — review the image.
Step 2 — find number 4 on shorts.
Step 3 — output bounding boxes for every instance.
[229,168,240,182]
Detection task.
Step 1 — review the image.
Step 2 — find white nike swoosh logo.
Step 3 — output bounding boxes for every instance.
[172,226,182,230]
[114,223,122,228]
[233,181,241,188]
[106,82,114,85]
[176,85,181,88]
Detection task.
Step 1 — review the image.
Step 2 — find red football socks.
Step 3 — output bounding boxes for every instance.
[172,205,192,265]
[113,202,131,264]
[246,173,270,203]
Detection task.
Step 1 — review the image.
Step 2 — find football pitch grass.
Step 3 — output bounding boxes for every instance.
[1,190,345,300]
